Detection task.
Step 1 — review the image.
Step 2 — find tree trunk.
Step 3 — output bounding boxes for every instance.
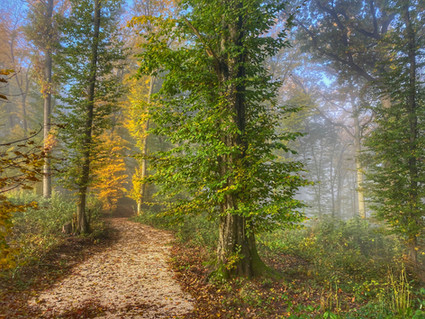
[335,147,347,219]
[308,133,323,216]
[217,209,266,278]
[353,104,366,218]
[329,143,336,217]
[21,94,28,135]
[215,4,269,278]
[408,236,418,266]
[43,0,54,198]
[136,199,142,216]
[137,76,155,215]
[76,0,101,234]
[76,188,89,233]
[404,3,419,267]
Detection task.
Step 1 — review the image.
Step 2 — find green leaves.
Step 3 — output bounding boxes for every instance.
[55,0,126,192]
[363,1,425,259]
[134,0,308,232]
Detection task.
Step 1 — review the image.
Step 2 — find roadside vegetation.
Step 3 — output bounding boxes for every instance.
[136,210,425,318]
[0,191,106,286]
[1,0,425,317]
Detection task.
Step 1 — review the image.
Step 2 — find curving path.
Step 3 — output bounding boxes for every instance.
[28,218,194,318]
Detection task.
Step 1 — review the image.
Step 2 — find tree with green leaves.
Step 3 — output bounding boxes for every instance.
[134,0,307,278]
[295,0,399,218]
[56,0,125,233]
[364,1,425,266]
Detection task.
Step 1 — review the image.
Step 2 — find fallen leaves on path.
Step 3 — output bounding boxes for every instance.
[27,218,194,318]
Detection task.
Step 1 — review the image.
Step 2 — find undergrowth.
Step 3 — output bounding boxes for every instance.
[1,191,104,275]
[136,210,425,318]
[258,216,403,283]
[133,208,218,253]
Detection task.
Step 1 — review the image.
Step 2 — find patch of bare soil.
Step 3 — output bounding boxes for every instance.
[28,218,194,318]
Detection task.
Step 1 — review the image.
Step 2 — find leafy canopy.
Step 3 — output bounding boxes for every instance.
[132,0,308,232]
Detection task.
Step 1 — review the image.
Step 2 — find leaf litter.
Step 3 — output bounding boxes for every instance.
[26,218,194,318]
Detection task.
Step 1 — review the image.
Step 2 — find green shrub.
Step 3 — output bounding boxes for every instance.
[133,209,218,250]
[10,191,75,236]
[3,191,103,270]
[259,216,403,283]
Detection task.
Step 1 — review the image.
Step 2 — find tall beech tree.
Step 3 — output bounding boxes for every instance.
[295,0,398,218]
[364,1,425,266]
[56,0,125,233]
[125,74,156,215]
[25,0,61,198]
[125,0,174,215]
[134,0,307,277]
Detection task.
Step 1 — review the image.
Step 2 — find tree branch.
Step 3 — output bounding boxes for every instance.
[183,17,220,63]
[0,125,42,146]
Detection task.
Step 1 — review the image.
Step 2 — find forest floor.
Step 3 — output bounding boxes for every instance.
[0,216,194,318]
[2,208,396,318]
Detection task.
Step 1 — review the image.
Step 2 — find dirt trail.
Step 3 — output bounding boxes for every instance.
[28,218,194,318]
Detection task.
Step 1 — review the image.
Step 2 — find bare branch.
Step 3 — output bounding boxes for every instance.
[0,125,43,146]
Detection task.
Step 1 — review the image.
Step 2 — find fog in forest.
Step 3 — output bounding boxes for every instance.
[1,0,425,317]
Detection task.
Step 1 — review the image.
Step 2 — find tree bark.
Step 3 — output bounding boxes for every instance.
[215,4,268,278]
[217,211,265,278]
[353,104,366,218]
[76,0,101,234]
[43,0,54,198]
[137,76,155,215]
[329,143,336,217]
[403,3,418,266]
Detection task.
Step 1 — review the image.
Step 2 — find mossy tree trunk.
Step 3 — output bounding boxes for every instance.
[217,209,268,278]
[215,5,268,277]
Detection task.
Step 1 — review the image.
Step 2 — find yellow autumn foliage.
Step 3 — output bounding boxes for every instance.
[92,132,128,212]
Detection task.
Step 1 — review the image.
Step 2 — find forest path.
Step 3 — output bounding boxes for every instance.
[28,218,194,318]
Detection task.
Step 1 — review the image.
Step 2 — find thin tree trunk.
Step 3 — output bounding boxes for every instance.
[76,0,101,234]
[353,104,366,218]
[137,76,155,215]
[21,94,28,134]
[329,143,336,217]
[335,146,347,219]
[404,3,418,266]
[43,0,54,198]
[310,139,323,216]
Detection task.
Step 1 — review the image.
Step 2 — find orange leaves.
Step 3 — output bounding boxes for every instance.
[92,132,128,212]
[0,69,14,101]
[0,69,14,76]
[43,129,58,152]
